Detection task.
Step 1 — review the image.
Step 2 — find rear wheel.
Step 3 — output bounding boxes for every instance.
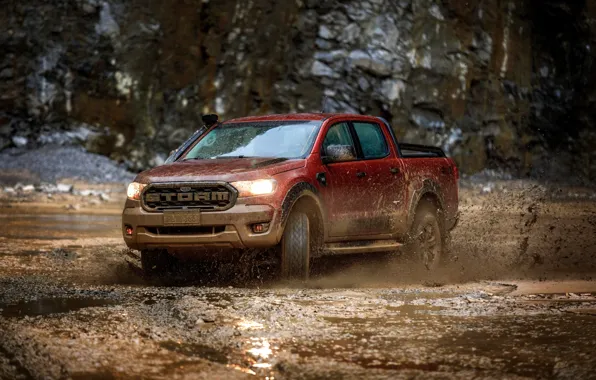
[280,211,310,280]
[406,203,446,270]
[141,249,177,277]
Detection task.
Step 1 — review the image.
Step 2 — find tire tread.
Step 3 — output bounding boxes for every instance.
[281,212,310,280]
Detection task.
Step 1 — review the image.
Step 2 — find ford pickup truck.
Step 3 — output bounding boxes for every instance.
[122,113,459,279]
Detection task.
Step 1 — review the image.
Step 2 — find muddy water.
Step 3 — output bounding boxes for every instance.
[0,213,120,240]
[0,189,596,379]
[0,297,119,318]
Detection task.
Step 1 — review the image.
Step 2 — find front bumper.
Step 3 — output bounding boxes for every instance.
[122,200,281,251]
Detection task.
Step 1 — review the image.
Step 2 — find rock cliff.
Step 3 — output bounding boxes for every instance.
[1,0,595,180]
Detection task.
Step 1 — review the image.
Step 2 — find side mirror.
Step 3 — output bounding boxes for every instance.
[322,145,357,164]
[201,114,219,127]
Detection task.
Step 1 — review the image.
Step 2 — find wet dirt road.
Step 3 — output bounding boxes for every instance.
[1,184,596,379]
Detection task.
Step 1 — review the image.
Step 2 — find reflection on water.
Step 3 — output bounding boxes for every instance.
[235,319,264,330]
[225,319,279,378]
[247,338,273,361]
[245,337,278,376]
[0,213,120,240]
[230,317,278,376]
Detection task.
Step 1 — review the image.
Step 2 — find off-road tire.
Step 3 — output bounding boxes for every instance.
[406,202,446,271]
[141,249,176,277]
[280,211,310,280]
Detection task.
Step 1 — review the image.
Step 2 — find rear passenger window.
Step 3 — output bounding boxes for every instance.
[353,122,389,159]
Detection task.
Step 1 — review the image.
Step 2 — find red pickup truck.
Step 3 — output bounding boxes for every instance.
[122,113,459,279]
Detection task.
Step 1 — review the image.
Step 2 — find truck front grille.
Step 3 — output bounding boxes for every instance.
[141,182,237,211]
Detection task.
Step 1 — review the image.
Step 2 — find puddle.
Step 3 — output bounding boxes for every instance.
[387,304,446,316]
[4,235,69,241]
[381,292,454,302]
[564,308,596,316]
[289,313,596,377]
[324,316,385,325]
[0,213,120,240]
[140,294,179,305]
[521,292,596,304]
[529,292,595,298]
[0,249,44,257]
[323,305,445,325]
[0,297,119,318]
[353,359,441,371]
[159,341,228,364]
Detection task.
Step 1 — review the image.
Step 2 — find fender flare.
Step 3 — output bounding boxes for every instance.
[406,179,447,231]
[278,182,326,241]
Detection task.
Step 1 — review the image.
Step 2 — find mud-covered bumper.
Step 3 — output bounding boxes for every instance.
[122,200,281,251]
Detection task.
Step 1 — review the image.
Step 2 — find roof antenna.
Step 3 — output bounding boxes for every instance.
[321,95,329,113]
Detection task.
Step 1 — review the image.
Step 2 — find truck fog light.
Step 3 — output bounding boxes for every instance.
[125,225,133,236]
[252,223,270,234]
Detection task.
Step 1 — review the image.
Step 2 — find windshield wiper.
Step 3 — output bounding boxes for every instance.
[182,155,249,161]
[184,155,287,161]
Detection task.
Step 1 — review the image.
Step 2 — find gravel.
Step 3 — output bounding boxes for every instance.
[0,146,135,184]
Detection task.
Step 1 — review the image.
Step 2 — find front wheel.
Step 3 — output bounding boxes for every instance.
[280,211,310,281]
[406,203,446,271]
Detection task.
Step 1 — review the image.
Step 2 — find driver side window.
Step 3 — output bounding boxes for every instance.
[321,122,357,163]
[322,122,354,153]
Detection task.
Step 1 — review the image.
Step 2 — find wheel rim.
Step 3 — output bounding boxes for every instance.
[416,220,441,269]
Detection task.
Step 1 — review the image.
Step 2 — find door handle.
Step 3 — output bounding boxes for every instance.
[356,171,367,178]
[390,167,400,174]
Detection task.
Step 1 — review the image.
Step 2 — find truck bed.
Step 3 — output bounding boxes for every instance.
[398,143,446,158]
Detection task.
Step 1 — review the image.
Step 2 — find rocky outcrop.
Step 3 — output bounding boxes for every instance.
[1,0,595,180]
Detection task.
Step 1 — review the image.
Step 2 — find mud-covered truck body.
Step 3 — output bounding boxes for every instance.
[123,113,459,278]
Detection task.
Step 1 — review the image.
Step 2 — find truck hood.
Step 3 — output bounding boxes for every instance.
[135,157,306,183]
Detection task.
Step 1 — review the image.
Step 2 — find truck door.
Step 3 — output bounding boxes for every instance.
[350,120,408,236]
[320,122,371,238]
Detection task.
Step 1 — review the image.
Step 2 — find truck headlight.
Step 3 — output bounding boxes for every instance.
[231,179,277,197]
[127,182,146,200]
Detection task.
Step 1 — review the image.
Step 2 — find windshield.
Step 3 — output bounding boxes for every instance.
[182,121,322,160]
